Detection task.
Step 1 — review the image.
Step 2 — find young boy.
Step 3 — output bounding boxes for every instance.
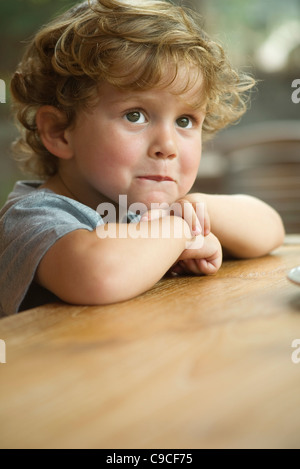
[0,0,285,317]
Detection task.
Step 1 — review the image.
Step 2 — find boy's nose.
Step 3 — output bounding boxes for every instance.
[148,124,177,159]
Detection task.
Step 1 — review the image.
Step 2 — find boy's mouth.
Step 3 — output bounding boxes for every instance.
[138,175,175,182]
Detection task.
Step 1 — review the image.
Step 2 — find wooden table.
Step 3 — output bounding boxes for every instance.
[1,236,300,449]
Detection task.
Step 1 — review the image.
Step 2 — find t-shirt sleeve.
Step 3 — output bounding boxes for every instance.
[0,191,103,317]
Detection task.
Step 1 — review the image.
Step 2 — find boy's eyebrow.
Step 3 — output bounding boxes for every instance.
[100,92,147,108]
[107,91,158,104]
[109,94,143,104]
[106,90,206,112]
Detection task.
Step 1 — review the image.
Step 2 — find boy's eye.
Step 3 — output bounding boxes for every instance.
[176,116,193,129]
[125,111,146,124]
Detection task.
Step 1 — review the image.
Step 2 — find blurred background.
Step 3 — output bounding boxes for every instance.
[0,0,299,231]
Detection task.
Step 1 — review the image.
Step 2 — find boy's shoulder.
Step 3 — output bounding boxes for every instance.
[0,181,102,318]
[1,180,102,228]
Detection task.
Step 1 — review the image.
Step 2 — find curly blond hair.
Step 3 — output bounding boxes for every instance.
[11,0,255,178]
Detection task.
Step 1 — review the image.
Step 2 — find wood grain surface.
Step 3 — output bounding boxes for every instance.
[1,236,300,449]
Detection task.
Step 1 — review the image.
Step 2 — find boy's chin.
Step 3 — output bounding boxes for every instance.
[135,191,182,208]
[116,190,187,212]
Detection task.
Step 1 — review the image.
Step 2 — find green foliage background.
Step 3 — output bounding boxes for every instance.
[0,0,77,205]
[0,0,299,207]
[0,0,76,73]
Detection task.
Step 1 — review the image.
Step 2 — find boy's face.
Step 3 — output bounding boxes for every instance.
[65,71,206,209]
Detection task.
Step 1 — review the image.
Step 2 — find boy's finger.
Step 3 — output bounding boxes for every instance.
[204,207,211,236]
[194,200,210,236]
[171,199,202,236]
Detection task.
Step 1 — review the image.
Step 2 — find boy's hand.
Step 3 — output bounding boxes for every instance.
[140,196,210,237]
[140,196,220,276]
[171,232,222,276]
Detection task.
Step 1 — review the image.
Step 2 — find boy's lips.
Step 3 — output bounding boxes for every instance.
[138,175,176,182]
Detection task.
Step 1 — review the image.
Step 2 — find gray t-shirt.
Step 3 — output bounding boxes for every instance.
[0,181,106,317]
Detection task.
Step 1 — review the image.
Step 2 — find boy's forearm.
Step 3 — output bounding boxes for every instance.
[96,216,192,298]
[192,193,285,258]
[37,215,192,306]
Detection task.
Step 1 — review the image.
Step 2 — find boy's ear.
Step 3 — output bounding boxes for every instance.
[36,106,73,159]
